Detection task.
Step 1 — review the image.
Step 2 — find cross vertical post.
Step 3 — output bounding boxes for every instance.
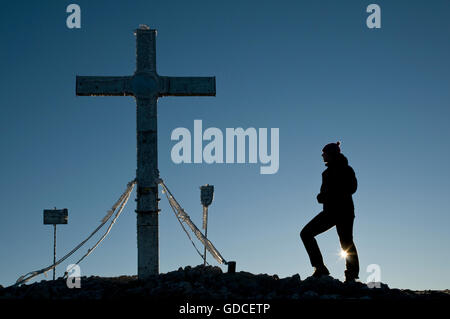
[135,29,160,278]
[75,25,215,279]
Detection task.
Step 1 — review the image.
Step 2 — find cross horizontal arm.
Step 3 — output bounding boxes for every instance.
[159,76,216,97]
[76,76,133,96]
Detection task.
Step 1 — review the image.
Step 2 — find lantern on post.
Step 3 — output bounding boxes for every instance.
[200,185,214,266]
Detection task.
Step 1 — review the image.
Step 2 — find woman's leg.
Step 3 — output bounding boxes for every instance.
[336,215,360,279]
[300,211,336,268]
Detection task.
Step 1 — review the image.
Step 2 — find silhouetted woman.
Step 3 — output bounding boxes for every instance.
[300,142,360,282]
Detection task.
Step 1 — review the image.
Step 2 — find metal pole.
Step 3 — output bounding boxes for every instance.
[53,224,56,281]
[203,206,208,266]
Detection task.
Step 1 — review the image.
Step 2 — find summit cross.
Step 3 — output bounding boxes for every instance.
[76,25,216,279]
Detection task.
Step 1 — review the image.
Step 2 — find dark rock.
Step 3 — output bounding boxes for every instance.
[301,290,319,299]
[1,264,449,301]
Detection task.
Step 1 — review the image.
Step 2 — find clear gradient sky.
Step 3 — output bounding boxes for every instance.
[0,0,449,290]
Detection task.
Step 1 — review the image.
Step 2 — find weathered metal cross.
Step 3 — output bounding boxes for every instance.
[76,26,215,279]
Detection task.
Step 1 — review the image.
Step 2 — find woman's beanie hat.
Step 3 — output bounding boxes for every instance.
[322,141,341,154]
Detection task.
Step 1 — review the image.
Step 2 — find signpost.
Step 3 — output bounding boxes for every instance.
[43,208,68,280]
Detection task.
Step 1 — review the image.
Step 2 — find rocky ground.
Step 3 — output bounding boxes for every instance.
[1,264,449,301]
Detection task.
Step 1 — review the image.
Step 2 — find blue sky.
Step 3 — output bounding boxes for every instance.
[0,0,449,290]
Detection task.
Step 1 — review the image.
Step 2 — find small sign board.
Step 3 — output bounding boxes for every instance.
[43,209,68,225]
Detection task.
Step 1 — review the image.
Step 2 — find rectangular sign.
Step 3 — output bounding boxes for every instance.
[43,209,68,225]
